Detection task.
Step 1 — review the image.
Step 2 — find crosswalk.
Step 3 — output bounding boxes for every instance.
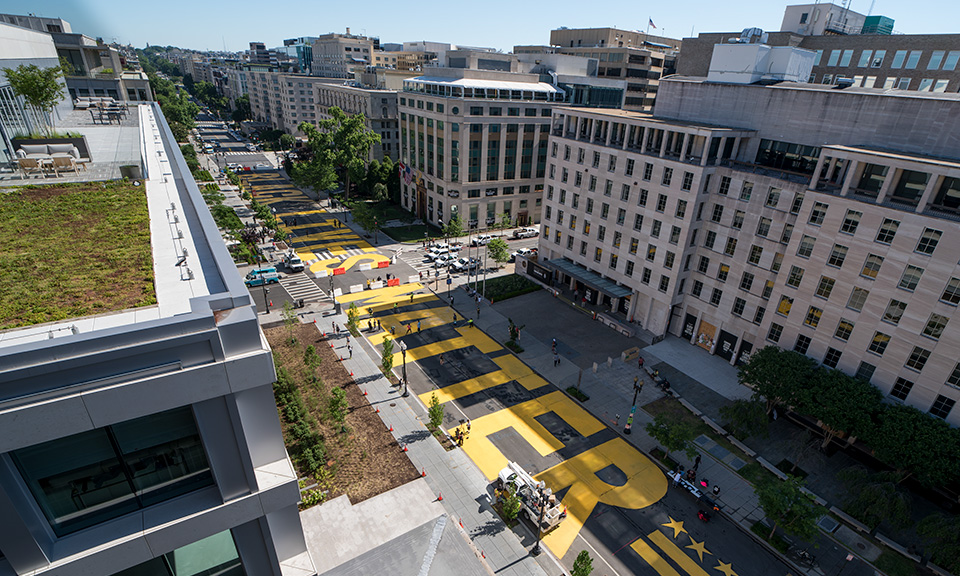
[222,151,266,157]
[278,273,329,303]
[300,246,371,262]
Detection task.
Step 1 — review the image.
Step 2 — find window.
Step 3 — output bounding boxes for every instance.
[724,237,738,256]
[676,200,687,219]
[905,346,931,372]
[11,407,213,536]
[682,172,694,191]
[762,280,774,300]
[827,244,848,268]
[114,530,243,576]
[580,241,587,255]
[809,201,828,225]
[651,220,662,237]
[643,163,653,181]
[840,210,862,234]
[930,395,956,419]
[638,189,648,206]
[740,272,755,292]
[861,255,884,279]
[823,347,842,368]
[891,50,907,68]
[629,237,639,254]
[717,264,729,282]
[835,318,854,341]
[797,235,816,258]
[815,276,836,299]
[717,176,731,195]
[656,194,668,212]
[765,187,780,208]
[633,214,643,231]
[625,261,635,276]
[608,155,617,171]
[786,266,805,288]
[883,299,907,324]
[756,217,772,237]
[704,231,717,249]
[617,208,626,225]
[898,265,924,291]
[858,50,873,67]
[916,228,942,255]
[748,245,763,265]
[948,363,960,388]
[875,218,899,244]
[659,275,671,292]
[754,307,766,325]
[664,251,675,269]
[710,288,723,306]
[594,247,603,262]
[732,210,745,230]
[780,223,793,244]
[582,219,590,235]
[592,151,601,168]
[711,204,724,223]
[855,361,876,382]
[621,184,631,202]
[941,277,960,305]
[626,159,635,176]
[597,225,606,241]
[662,167,673,186]
[601,203,610,219]
[827,50,841,67]
[692,280,703,296]
[794,334,812,354]
[905,50,922,69]
[777,295,793,317]
[609,254,618,269]
[767,323,784,343]
[890,377,914,401]
[643,268,653,285]
[923,313,949,340]
[698,256,710,274]
[790,194,804,214]
[647,244,657,261]
[804,306,823,328]
[732,297,746,316]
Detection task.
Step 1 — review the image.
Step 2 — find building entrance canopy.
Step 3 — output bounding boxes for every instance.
[543,258,632,299]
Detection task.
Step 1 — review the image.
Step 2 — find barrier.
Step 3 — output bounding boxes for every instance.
[377,260,390,269]
[350,284,364,293]
[313,269,330,278]
[408,275,420,284]
[333,267,346,275]
[621,346,641,362]
[387,278,400,287]
[359,263,373,271]
[370,281,384,290]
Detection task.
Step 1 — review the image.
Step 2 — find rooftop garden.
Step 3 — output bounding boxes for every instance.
[0,181,155,330]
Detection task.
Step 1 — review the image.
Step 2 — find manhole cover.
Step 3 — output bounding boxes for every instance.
[390,403,396,407]
[857,543,866,550]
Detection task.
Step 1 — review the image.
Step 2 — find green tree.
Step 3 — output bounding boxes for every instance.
[443,213,465,240]
[802,367,881,448]
[373,182,389,203]
[486,237,510,268]
[918,513,960,574]
[428,392,444,430]
[328,387,348,425]
[837,466,911,532]
[496,211,513,231]
[297,108,380,200]
[3,64,65,135]
[738,346,816,415]
[645,413,698,460]
[169,121,189,142]
[281,301,298,344]
[304,345,321,371]
[500,485,523,522]
[290,142,338,193]
[231,94,251,122]
[755,475,819,542]
[346,302,360,334]
[572,550,594,576]
[869,403,960,487]
[381,335,394,374]
[719,398,769,439]
[351,201,378,235]
[279,133,296,150]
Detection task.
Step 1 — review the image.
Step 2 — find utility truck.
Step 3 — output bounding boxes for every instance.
[496,462,566,535]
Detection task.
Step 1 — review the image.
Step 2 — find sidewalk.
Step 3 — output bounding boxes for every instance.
[444,288,879,576]
[305,311,563,576]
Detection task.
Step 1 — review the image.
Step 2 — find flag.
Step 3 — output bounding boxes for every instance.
[648,18,657,29]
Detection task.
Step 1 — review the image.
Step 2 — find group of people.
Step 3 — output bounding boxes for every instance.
[454,420,471,447]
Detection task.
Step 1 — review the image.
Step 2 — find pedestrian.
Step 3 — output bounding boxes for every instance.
[638,356,645,369]
[377,320,381,330]
[410,293,415,304]
[477,306,481,318]
[713,485,720,497]
[451,295,455,306]
[551,338,557,353]
[419,271,423,280]
[554,353,560,367]
[417,320,422,333]
[453,312,458,323]
[672,470,681,488]
[439,353,445,366]
[468,319,474,328]
[406,323,413,334]
[332,322,338,335]
[391,325,396,336]
[394,302,398,313]
[693,455,701,471]
[348,345,353,359]
[466,420,471,436]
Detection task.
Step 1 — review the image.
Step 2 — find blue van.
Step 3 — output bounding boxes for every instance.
[244,267,280,287]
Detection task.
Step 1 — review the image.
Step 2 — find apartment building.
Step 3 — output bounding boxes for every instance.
[243,70,398,159]
[311,32,375,79]
[678,5,960,93]
[0,104,313,575]
[535,49,960,426]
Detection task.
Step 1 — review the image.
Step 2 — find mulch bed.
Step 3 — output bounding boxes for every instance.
[266,324,419,504]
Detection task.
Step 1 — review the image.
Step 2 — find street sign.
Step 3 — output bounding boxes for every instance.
[446,278,452,285]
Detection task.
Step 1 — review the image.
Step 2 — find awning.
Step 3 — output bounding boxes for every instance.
[542,258,633,298]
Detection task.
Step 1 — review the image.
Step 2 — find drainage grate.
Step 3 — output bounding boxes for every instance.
[817,515,840,533]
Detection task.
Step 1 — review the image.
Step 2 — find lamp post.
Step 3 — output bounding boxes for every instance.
[624,377,643,435]
[531,486,546,556]
[399,340,408,396]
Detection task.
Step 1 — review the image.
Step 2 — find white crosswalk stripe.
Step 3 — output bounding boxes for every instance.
[221,151,265,156]
[278,273,329,303]
[303,247,370,262]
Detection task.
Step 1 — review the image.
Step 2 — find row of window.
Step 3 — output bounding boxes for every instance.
[550,145,698,192]
[814,49,960,72]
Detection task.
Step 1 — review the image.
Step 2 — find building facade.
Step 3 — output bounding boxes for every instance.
[536,73,960,426]
[0,103,313,575]
[311,32,375,79]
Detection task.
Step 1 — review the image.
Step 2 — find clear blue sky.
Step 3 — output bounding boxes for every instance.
[13,0,960,52]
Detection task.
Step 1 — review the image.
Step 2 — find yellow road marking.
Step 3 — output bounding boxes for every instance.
[336,283,429,308]
[649,531,710,576]
[630,537,681,576]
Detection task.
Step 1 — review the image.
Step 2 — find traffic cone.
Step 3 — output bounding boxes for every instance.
[402,443,408,452]
[459,518,464,528]
[351,371,355,377]
[481,551,485,559]
[437,492,443,501]
[389,425,393,432]
[375,407,380,413]
[362,387,367,395]
[421,468,427,477]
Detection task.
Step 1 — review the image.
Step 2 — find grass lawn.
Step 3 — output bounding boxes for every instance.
[643,395,756,466]
[483,274,541,302]
[382,223,443,243]
[0,181,155,330]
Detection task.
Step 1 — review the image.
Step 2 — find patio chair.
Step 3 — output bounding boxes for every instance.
[17,157,43,178]
[52,155,79,176]
[90,108,106,124]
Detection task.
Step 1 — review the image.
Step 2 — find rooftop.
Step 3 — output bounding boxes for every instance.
[405,75,563,94]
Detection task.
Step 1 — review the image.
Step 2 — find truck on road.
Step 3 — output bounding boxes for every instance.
[496,462,566,535]
[282,252,305,272]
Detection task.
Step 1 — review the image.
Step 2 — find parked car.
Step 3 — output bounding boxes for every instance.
[471,235,492,246]
[509,248,535,263]
[434,254,458,267]
[450,257,480,273]
[513,227,539,239]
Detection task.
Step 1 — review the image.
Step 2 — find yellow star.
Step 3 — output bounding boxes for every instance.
[714,560,739,576]
[685,537,713,562]
[661,517,687,539]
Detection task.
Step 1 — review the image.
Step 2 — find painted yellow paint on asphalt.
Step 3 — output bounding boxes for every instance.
[419,353,551,405]
[309,253,390,274]
[537,438,667,558]
[336,283,429,308]
[630,537,681,576]
[649,531,711,576]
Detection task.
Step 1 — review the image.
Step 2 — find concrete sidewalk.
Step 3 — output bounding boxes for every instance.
[305,311,563,576]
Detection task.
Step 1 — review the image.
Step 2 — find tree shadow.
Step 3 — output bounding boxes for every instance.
[397,429,431,444]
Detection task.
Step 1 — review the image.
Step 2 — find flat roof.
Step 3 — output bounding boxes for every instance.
[666,75,960,101]
[553,105,755,132]
[406,76,563,94]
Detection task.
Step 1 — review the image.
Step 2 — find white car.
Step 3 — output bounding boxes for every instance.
[434,254,458,267]
[513,227,539,239]
[426,247,450,260]
[509,248,535,263]
[450,257,479,273]
[471,235,492,246]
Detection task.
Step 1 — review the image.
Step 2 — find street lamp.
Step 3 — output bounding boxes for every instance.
[624,377,643,435]
[531,486,546,556]
[399,340,408,397]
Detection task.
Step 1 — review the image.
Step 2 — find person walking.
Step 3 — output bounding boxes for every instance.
[417,320,422,333]
[410,293,415,304]
[554,353,560,367]
[638,356,645,370]
[406,323,413,334]
[476,305,481,318]
[693,455,701,471]
[439,353,445,366]
[713,485,720,496]
[348,344,353,359]
[672,470,681,488]
[394,302,398,313]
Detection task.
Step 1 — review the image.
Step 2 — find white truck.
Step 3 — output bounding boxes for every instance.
[282,251,305,272]
[496,462,566,535]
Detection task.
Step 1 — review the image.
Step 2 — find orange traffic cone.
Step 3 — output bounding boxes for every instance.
[389,425,393,432]
[362,387,367,395]
[402,443,408,452]
[437,492,443,501]
[375,407,380,413]
[351,371,355,377]
[421,468,427,477]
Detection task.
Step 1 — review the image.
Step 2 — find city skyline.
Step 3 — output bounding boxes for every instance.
[16,0,960,52]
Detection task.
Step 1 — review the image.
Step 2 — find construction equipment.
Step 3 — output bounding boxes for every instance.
[496,462,566,535]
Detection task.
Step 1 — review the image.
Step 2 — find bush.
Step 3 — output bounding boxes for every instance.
[481,274,541,302]
[567,386,590,402]
[750,521,790,553]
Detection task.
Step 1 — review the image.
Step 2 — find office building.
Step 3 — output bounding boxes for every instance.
[0,13,70,34]
[534,44,960,426]
[311,31,376,79]
[0,99,314,574]
[281,37,318,75]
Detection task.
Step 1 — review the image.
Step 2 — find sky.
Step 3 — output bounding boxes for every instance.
[8,0,960,52]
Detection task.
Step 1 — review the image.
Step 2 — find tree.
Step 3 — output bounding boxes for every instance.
[381,335,394,374]
[644,413,698,460]
[486,237,510,268]
[289,140,338,193]
[572,551,594,576]
[869,403,960,487]
[837,466,911,533]
[281,301,298,344]
[756,475,819,542]
[507,318,525,344]
[443,213,465,240]
[918,513,960,574]
[500,485,523,522]
[428,392,444,430]
[169,121,189,142]
[495,211,513,231]
[719,399,769,439]
[304,345,321,371]
[351,201,378,236]
[738,346,816,415]
[279,133,296,150]
[802,367,882,448]
[373,182,389,203]
[3,64,65,135]
[328,387,348,425]
[298,108,380,200]
[346,302,360,334]
[231,94,251,122]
